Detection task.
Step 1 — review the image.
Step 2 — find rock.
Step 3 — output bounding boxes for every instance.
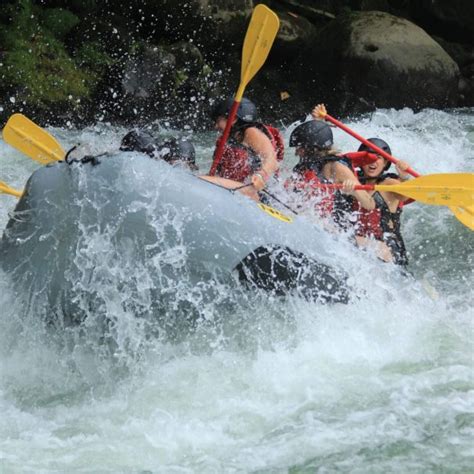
[1,1,470,125]
[358,0,390,11]
[119,44,176,115]
[138,0,253,55]
[458,77,474,106]
[168,42,204,77]
[105,41,215,127]
[411,0,474,44]
[273,1,339,21]
[272,11,318,64]
[295,11,460,114]
[432,36,474,69]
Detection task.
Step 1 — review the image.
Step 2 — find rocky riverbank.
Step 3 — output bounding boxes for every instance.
[0,0,472,129]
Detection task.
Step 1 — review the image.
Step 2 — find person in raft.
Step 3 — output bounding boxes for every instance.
[120,130,199,171]
[209,97,284,192]
[310,103,412,265]
[343,138,412,266]
[285,104,376,228]
[121,128,263,202]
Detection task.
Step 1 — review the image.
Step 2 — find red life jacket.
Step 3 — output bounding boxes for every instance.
[213,123,284,182]
[285,156,351,219]
[263,124,285,163]
[353,200,384,240]
[289,168,334,218]
[213,137,257,181]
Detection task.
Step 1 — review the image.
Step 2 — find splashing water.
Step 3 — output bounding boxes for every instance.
[0,108,473,472]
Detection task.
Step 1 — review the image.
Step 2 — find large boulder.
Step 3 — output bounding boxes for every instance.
[274,0,339,21]
[411,0,474,44]
[294,11,460,114]
[433,36,474,106]
[271,10,318,65]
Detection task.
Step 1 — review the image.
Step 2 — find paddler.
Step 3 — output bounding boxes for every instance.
[120,129,262,202]
[285,104,376,228]
[210,97,283,192]
[342,138,412,266]
[120,130,198,171]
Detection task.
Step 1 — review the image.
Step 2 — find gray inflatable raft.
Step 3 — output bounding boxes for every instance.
[0,153,351,324]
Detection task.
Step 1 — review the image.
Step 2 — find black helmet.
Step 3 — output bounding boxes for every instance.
[157,138,198,170]
[120,130,156,157]
[210,97,257,122]
[358,138,392,171]
[289,120,333,150]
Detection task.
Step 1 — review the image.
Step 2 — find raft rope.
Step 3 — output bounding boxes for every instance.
[231,183,254,192]
[65,147,110,166]
[201,179,253,194]
[64,145,78,163]
[204,177,300,215]
[261,189,299,215]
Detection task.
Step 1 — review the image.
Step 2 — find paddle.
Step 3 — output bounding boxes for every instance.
[2,113,65,164]
[320,111,474,230]
[324,113,420,177]
[448,204,474,230]
[0,180,22,198]
[208,4,280,176]
[319,173,474,210]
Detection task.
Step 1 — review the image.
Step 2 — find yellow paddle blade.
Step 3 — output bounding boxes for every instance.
[375,173,474,208]
[2,113,65,164]
[449,204,474,231]
[0,180,22,198]
[236,4,280,100]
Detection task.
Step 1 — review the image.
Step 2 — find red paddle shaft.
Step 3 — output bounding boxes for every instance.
[209,100,240,176]
[317,183,378,191]
[325,114,421,178]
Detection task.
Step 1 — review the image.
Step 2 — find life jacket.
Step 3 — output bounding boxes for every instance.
[213,123,284,182]
[214,136,260,181]
[352,172,408,266]
[286,156,353,225]
[261,124,285,163]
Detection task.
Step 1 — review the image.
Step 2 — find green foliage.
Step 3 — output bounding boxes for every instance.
[0,0,37,45]
[74,42,113,73]
[3,33,90,105]
[174,69,189,88]
[201,64,212,76]
[0,0,105,109]
[63,0,98,14]
[40,8,80,39]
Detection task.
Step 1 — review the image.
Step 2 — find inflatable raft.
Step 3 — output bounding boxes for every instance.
[0,153,352,325]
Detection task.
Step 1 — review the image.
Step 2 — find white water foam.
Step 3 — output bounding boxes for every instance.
[0,108,473,472]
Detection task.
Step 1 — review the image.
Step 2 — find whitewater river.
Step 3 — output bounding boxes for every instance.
[0,108,473,473]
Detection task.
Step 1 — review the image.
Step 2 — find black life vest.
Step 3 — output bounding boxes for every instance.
[353,172,408,266]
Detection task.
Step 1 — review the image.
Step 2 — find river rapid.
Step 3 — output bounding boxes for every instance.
[0,108,473,473]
